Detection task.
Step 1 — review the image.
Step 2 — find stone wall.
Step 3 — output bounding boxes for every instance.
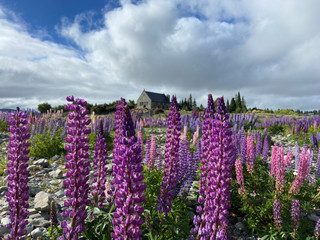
[137,92,151,109]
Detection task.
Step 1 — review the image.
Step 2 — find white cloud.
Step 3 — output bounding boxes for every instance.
[0,0,320,110]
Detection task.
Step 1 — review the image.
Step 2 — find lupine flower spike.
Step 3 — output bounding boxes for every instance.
[157,96,181,216]
[91,119,108,208]
[111,98,146,239]
[60,96,91,240]
[6,107,31,239]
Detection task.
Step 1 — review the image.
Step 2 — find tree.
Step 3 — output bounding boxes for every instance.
[192,99,197,110]
[235,92,242,110]
[241,96,247,112]
[38,102,52,114]
[230,98,236,113]
[226,99,230,112]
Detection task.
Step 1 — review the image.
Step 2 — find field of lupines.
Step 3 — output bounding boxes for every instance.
[1,95,320,239]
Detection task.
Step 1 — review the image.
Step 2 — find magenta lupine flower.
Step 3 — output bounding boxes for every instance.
[246,132,255,174]
[192,97,233,239]
[6,107,30,239]
[144,138,151,165]
[157,96,181,215]
[273,198,282,231]
[315,219,320,240]
[289,147,310,195]
[60,96,91,240]
[295,142,300,170]
[275,146,285,193]
[284,148,293,169]
[148,134,157,170]
[235,158,246,196]
[111,98,146,239]
[291,199,300,234]
[270,143,278,176]
[91,120,108,208]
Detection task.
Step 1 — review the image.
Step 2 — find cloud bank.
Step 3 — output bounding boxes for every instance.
[0,0,320,110]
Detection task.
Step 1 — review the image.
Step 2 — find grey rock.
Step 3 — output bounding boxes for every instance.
[27,165,38,172]
[31,227,46,238]
[29,213,42,219]
[0,217,10,235]
[28,208,37,215]
[34,159,50,168]
[29,217,50,227]
[55,190,65,198]
[26,223,33,234]
[0,186,8,193]
[34,191,52,212]
[307,214,320,222]
[52,155,60,161]
[28,184,42,197]
[235,222,246,231]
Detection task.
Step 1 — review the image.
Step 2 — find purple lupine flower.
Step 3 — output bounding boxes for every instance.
[177,139,189,183]
[6,107,30,239]
[285,147,293,171]
[192,97,233,239]
[241,134,247,164]
[148,134,157,170]
[60,96,91,240]
[50,200,58,228]
[91,119,108,208]
[111,98,146,239]
[273,198,282,231]
[256,132,262,157]
[315,146,320,178]
[291,199,300,235]
[144,138,151,165]
[191,95,215,236]
[262,135,270,164]
[315,219,320,240]
[157,96,181,215]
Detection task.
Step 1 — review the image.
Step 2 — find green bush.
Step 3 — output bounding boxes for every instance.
[231,158,320,239]
[0,120,8,132]
[268,125,286,135]
[29,128,66,158]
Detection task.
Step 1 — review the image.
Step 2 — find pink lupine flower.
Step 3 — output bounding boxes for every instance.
[246,132,255,174]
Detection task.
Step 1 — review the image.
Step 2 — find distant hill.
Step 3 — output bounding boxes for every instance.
[0,108,15,113]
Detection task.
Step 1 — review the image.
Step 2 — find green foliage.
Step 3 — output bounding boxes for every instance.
[0,120,8,132]
[38,102,52,114]
[274,109,297,115]
[89,131,114,151]
[268,125,286,134]
[154,108,165,115]
[142,167,193,239]
[231,158,320,239]
[0,156,8,176]
[29,128,66,158]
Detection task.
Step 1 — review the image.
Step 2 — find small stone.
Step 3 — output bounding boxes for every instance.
[52,155,60,161]
[33,159,50,168]
[31,227,46,238]
[307,214,320,222]
[28,185,42,197]
[29,217,50,227]
[0,216,10,226]
[28,208,37,215]
[55,190,65,198]
[235,222,246,231]
[26,223,33,234]
[34,191,52,212]
[0,186,8,193]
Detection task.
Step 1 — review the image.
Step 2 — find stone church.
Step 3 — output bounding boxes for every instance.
[137,90,170,110]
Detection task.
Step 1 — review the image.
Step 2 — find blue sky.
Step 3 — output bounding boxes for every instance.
[0,0,320,110]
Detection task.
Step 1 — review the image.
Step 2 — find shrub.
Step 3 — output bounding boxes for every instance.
[154,108,165,115]
[0,120,8,132]
[29,127,66,158]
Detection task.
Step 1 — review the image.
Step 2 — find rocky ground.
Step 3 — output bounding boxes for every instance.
[0,130,319,239]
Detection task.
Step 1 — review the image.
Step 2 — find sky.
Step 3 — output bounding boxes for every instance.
[0,0,320,110]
